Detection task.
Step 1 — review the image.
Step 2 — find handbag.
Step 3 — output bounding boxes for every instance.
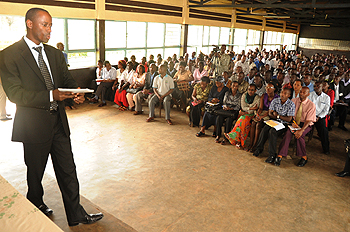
[214,109,238,118]
[205,102,221,114]
[126,87,142,94]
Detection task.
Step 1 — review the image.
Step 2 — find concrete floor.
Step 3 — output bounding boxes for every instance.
[1,100,350,232]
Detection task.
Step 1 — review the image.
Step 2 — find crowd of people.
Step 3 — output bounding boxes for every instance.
[89,45,350,171]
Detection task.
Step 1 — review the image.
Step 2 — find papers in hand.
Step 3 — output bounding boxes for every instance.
[265,120,285,131]
[58,88,94,93]
[95,79,104,82]
[206,102,219,106]
[288,125,301,131]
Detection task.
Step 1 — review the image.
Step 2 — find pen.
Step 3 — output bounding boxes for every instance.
[293,120,298,126]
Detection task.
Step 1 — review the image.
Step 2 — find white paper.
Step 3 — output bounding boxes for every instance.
[58,88,94,93]
[265,119,285,131]
[288,125,301,131]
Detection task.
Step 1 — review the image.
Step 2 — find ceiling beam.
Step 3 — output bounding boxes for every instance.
[188,2,350,9]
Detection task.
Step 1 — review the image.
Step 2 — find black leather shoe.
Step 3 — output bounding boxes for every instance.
[297,158,308,167]
[69,213,104,226]
[38,204,53,217]
[253,149,261,157]
[338,125,348,131]
[265,154,276,163]
[274,157,282,166]
[335,171,350,177]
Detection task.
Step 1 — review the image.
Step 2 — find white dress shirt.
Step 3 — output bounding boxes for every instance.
[334,84,339,102]
[102,67,117,80]
[309,91,330,118]
[234,60,249,76]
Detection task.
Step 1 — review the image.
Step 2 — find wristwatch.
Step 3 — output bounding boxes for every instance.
[277,115,280,119]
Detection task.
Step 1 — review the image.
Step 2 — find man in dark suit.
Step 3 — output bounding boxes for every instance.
[329,74,350,131]
[0,8,103,226]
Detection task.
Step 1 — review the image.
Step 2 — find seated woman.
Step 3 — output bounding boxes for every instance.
[192,61,208,85]
[224,84,260,149]
[247,81,279,152]
[126,64,146,111]
[196,76,229,137]
[114,61,134,110]
[215,81,241,145]
[173,61,194,110]
[112,60,127,91]
[186,76,212,127]
[288,79,303,99]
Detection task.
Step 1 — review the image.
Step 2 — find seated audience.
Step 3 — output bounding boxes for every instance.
[222,71,232,88]
[147,64,174,125]
[329,74,349,131]
[302,72,314,92]
[237,72,249,94]
[277,87,316,167]
[192,61,208,85]
[168,61,177,77]
[254,74,266,97]
[114,61,134,110]
[187,76,212,127]
[173,61,194,110]
[134,64,158,115]
[322,81,334,130]
[224,84,259,149]
[196,76,229,137]
[309,81,330,154]
[247,81,278,152]
[216,81,241,145]
[253,88,295,164]
[89,60,117,107]
[126,64,146,110]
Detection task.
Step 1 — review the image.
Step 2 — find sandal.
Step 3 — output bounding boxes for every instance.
[196,131,205,137]
[221,139,227,145]
[215,137,220,143]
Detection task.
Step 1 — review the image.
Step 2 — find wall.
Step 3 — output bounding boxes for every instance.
[299,25,350,41]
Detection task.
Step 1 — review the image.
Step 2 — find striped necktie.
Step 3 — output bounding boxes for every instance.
[33,46,58,111]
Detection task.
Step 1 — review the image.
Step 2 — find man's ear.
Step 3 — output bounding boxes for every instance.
[26,19,33,30]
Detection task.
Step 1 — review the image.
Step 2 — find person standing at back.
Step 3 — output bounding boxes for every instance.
[0,8,103,226]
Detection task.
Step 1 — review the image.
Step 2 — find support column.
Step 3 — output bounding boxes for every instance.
[97,20,105,62]
[181,24,188,56]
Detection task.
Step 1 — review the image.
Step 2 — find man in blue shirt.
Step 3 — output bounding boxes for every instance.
[253,88,295,164]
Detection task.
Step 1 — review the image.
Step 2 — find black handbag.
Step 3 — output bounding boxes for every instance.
[126,87,142,94]
[214,109,238,118]
[205,103,221,114]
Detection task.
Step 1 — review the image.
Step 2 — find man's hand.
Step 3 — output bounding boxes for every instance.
[211,98,219,103]
[53,89,75,101]
[294,130,303,139]
[73,92,85,104]
[272,110,278,117]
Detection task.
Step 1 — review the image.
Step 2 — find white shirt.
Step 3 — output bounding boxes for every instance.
[96,67,103,85]
[334,84,339,102]
[117,69,128,83]
[343,79,350,99]
[125,70,135,84]
[24,36,53,83]
[102,67,117,80]
[24,36,54,101]
[309,91,330,119]
[152,74,174,96]
[235,60,249,76]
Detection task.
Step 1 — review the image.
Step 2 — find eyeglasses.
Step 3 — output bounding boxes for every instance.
[266,86,275,89]
[40,23,52,29]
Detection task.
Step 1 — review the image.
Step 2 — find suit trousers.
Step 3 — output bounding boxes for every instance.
[148,94,171,120]
[314,117,330,153]
[23,111,86,224]
[95,82,113,103]
[255,124,287,157]
[134,91,153,112]
[278,126,312,157]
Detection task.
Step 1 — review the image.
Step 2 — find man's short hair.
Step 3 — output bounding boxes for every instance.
[25,8,49,22]
[179,61,187,67]
[282,87,292,96]
[103,61,110,66]
[160,64,167,70]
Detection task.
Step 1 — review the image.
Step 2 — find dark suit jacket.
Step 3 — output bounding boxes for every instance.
[0,38,78,143]
[144,71,158,93]
[330,82,348,101]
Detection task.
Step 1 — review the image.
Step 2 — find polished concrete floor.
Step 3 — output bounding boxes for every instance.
[1,99,350,232]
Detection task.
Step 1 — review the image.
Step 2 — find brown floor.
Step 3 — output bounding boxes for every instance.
[1,100,350,232]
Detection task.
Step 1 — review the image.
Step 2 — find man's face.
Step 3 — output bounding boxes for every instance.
[159,66,166,75]
[131,56,136,62]
[238,73,244,82]
[231,82,239,92]
[150,64,156,73]
[105,63,111,71]
[299,88,310,100]
[314,82,323,94]
[247,86,256,96]
[236,66,242,73]
[280,89,290,101]
[303,75,311,85]
[221,45,226,53]
[27,10,52,44]
[241,56,246,63]
[222,72,229,80]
